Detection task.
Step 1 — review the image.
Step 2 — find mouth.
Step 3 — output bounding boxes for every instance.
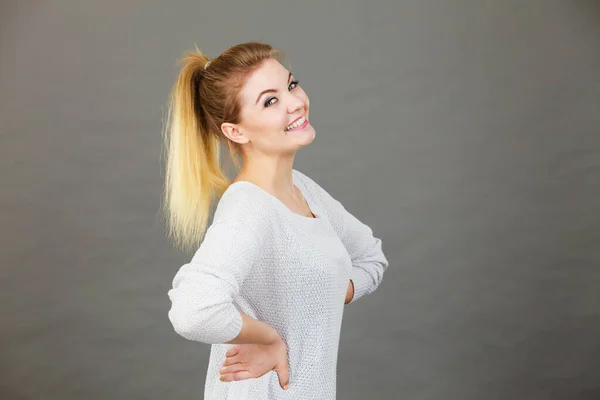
[284,116,309,132]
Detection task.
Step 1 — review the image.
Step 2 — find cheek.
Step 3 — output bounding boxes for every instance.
[299,89,310,106]
[265,113,288,133]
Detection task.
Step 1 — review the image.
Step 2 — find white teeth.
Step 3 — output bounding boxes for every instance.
[285,116,306,131]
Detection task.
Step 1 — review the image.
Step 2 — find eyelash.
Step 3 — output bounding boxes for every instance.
[264,80,300,107]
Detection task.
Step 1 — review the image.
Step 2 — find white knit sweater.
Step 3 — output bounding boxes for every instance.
[167,169,389,399]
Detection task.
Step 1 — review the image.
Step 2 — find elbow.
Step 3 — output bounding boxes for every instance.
[348,258,388,303]
[373,259,388,287]
[168,308,203,341]
[167,302,242,344]
[166,264,244,344]
[363,261,387,291]
[361,252,389,288]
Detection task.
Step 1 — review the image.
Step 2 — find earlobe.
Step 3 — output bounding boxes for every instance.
[221,123,249,144]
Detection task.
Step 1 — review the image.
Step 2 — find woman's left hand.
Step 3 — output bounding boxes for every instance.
[344,279,355,304]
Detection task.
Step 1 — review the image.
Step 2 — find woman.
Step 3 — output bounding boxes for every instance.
[163,42,389,399]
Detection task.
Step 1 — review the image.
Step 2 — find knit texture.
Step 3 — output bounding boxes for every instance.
[168,169,389,399]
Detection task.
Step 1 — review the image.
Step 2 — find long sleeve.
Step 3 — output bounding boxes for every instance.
[293,170,389,304]
[167,189,272,344]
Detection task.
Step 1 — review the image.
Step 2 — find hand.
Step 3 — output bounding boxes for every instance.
[219,336,290,390]
[345,279,355,304]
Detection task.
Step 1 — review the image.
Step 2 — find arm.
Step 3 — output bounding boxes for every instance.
[228,312,281,345]
[336,199,388,304]
[294,170,389,304]
[167,190,277,344]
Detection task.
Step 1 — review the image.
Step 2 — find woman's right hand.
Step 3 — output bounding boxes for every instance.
[219,336,290,390]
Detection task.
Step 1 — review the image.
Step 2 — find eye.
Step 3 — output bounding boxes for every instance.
[264,80,301,107]
[265,97,277,107]
[289,80,299,90]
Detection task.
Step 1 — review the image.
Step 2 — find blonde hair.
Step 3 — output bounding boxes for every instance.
[161,42,285,253]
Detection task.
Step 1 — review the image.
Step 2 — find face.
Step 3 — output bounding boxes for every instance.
[221,59,315,156]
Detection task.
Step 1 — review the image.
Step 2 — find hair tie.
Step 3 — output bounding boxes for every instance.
[204,60,211,70]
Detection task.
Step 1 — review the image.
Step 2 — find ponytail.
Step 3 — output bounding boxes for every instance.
[162,50,230,253]
[161,42,283,253]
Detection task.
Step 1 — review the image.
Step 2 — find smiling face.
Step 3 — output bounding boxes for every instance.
[220,58,315,157]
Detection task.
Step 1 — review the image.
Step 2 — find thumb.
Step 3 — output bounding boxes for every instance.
[274,365,290,390]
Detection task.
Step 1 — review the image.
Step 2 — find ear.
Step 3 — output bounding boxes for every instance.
[221,122,250,144]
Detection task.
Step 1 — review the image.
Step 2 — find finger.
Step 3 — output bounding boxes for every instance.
[222,354,241,367]
[220,370,253,382]
[275,365,290,390]
[232,370,253,381]
[225,347,240,357]
[219,363,247,375]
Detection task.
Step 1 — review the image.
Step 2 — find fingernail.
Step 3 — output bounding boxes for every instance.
[220,376,225,382]
[284,385,289,390]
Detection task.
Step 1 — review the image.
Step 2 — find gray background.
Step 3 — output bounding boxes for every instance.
[1,1,599,399]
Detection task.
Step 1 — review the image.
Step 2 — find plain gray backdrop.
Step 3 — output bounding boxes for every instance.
[1,1,599,399]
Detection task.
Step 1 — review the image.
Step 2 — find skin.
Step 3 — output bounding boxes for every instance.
[345,279,355,304]
[221,58,315,204]
[218,58,355,388]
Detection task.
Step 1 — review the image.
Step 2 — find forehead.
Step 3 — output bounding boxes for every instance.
[239,59,290,105]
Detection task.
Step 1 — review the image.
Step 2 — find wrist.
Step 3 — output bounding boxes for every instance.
[265,324,282,345]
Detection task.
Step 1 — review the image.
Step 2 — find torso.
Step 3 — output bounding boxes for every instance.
[203,171,350,399]
[205,183,349,399]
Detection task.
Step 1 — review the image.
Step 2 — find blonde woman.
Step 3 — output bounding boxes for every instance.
[163,41,389,399]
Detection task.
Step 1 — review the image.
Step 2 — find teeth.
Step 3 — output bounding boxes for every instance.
[285,116,306,131]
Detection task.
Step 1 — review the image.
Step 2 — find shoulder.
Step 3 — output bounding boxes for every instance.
[292,168,313,183]
[212,182,277,231]
[292,168,335,204]
[292,168,321,193]
[214,182,273,223]
[196,183,277,252]
[188,184,275,267]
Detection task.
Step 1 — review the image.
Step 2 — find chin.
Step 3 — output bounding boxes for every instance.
[300,127,316,145]
[293,124,314,136]
[287,130,314,150]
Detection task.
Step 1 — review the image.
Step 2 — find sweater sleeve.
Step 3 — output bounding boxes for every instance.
[293,170,389,304]
[167,188,271,344]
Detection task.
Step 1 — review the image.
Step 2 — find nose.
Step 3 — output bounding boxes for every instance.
[286,94,305,114]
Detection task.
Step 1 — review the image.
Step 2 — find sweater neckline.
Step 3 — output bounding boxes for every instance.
[228,174,323,222]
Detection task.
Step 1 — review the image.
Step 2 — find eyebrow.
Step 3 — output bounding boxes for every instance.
[255,72,293,105]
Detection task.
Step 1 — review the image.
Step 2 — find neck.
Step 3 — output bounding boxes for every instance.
[236,153,297,198]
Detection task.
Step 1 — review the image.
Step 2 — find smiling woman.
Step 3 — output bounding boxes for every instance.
[220,57,316,158]
[162,42,389,400]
